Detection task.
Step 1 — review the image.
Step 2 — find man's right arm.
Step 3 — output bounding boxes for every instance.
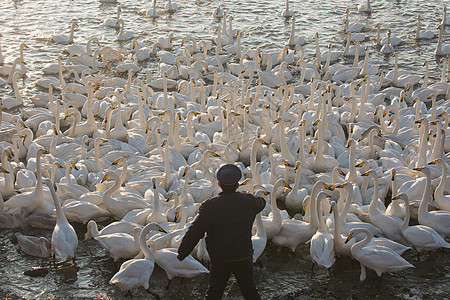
[253,194,266,213]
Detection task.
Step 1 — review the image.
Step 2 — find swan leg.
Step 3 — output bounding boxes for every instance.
[165,279,172,290]
[359,263,366,281]
[146,289,161,300]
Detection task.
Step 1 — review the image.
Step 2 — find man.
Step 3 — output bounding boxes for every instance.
[177,164,265,300]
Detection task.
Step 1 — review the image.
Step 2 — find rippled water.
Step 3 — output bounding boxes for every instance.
[1,0,450,299]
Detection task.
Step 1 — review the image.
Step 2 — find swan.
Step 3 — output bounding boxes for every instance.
[85,220,143,241]
[52,22,77,44]
[4,149,50,215]
[252,212,267,263]
[145,0,158,18]
[109,222,166,295]
[146,177,169,224]
[271,180,324,251]
[435,24,450,56]
[332,182,383,237]
[385,169,406,219]
[284,161,309,213]
[153,243,209,289]
[45,179,78,261]
[428,159,450,212]
[15,232,51,258]
[2,72,23,110]
[0,149,15,200]
[0,192,21,229]
[415,15,435,40]
[102,170,148,220]
[380,30,394,54]
[357,0,372,13]
[310,191,335,269]
[14,207,56,230]
[164,0,179,13]
[344,9,363,33]
[330,200,410,258]
[287,15,305,47]
[345,228,414,281]
[94,227,142,262]
[393,193,450,254]
[116,20,133,41]
[261,178,291,239]
[281,0,294,17]
[415,166,450,238]
[104,7,122,28]
[366,170,410,245]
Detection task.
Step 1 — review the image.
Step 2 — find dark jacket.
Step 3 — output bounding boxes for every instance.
[177,191,266,262]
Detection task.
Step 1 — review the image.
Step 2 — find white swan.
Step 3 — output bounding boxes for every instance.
[53,22,77,44]
[252,212,267,263]
[116,20,133,41]
[102,170,148,220]
[4,149,51,215]
[261,178,291,239]
[94,227,142,262]
[357,0,372,13]
[393,193,450,253]
[146,177,169,224]
[2,72,23,110]
[281,0,294,17]
[366,170,409,245]
[109,222,166,293]
[310,191,335,269]
[287,15,305,47]
[415,166,450,238]
[104,7,122,28]
[284,161,309,213]
[415,15,435,40]
[164,0,179,13]
[145,0,158,18]
[271,180,323,251]
[435,24,450,56]
[428,159,450,212]
[153,244,209,289]
[45,179,78,261]
[345,228,414,281]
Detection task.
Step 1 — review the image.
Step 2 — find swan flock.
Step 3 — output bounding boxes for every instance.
[1,0,450,296]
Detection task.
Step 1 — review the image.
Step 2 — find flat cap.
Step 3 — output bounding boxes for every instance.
[216,164,242,184]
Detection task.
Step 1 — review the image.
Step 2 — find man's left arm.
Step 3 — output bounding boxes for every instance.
[177,204,210,261]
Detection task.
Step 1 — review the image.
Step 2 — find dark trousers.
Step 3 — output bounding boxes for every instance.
[206,256,261,300]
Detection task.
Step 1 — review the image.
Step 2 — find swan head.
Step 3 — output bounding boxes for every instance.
[329,201,336,213]
[391,193,408,204]
[144,222,167,234]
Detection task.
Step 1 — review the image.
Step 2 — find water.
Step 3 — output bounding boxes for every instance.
[0,0,450,299]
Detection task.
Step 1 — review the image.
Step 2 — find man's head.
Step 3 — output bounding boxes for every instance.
[217,164,242,192]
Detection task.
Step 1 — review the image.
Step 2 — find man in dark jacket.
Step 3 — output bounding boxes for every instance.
[177,164,265,300]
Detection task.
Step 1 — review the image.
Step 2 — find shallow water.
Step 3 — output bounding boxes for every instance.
[1,0,450,299]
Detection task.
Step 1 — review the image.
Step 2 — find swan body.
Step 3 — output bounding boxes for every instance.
[45,179,78,261]
[416,167,450,238]
[53,22,77,44]
[154,247,209,282]
[310,192,335,269]
[416,16,435,40]
[345,228,414,281]
[15,232,51,258]
[104,7,122,28]
[109,222,166,291]
[393,193,450,253]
